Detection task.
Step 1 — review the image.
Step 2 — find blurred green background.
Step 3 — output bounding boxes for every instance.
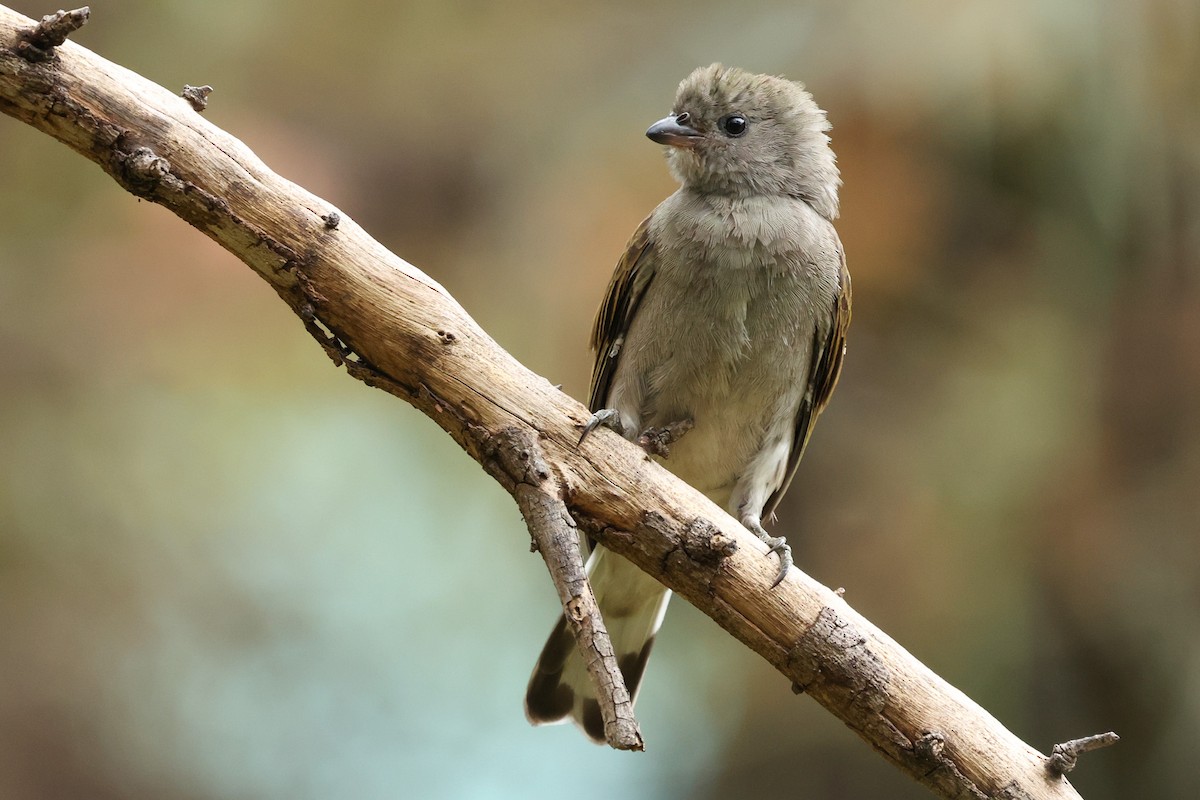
[2,1,1197,798]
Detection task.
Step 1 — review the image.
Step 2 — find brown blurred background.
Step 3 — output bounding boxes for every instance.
[1,1,1197,798]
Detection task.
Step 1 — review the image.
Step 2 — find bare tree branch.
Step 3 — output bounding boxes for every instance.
[0,5,1111,797]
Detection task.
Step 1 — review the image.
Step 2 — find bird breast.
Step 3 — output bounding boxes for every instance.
[606,191,840,500]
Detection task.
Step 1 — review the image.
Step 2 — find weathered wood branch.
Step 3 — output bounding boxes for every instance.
[0,5,1106,797]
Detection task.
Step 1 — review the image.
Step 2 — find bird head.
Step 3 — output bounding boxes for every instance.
[647,64,840,220]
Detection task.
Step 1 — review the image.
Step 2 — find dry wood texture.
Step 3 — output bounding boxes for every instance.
[0,6,1098,797]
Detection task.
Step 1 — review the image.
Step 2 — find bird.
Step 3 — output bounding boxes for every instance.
[525,63,851,743]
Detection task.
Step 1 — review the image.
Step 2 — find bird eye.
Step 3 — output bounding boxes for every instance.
[720,115,748,137]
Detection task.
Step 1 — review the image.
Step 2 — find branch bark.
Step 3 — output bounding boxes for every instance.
[0,6,1103,797]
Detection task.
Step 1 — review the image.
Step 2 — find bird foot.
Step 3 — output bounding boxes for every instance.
[578,408,629,445]
[636,418,694,458]
[746,519,792,587]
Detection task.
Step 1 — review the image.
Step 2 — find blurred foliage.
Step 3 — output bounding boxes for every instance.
[1,1,1198,798]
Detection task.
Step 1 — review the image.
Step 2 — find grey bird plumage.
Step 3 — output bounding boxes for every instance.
[526,64,851,742]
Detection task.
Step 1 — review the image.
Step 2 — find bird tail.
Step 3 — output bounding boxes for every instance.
[524,546,671,742]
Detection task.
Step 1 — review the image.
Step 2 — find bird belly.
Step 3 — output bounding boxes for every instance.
[608,261,815,512]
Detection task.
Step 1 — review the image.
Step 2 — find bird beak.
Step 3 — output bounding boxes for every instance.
[646,115,702,148]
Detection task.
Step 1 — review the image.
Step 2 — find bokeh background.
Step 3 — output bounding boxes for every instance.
[2,1,1197,798]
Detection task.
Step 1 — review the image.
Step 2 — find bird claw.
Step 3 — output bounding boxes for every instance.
[578,408,627,445]
[635,418,694,458]
[744,516,792,588]
[763,536,792,588]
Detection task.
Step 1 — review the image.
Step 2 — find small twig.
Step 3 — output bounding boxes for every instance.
[488,427,643,751]
[16,6,88,62]
[1046,732,1120,777]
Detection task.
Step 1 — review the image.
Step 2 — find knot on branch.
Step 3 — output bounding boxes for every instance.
[565,595,586,623]
[17,7,90,62]
[914,730,945,763]
[680,517,737,567]
[910,730,988,798]
[181,84,213,112]
[488,427,552,488]
[120,146,171,194]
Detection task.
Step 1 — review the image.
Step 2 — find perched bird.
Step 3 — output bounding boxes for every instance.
[525,64,851,742]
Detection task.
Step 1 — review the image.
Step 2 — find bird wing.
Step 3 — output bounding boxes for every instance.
[588,214,657,411]
[763,242,852,518]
